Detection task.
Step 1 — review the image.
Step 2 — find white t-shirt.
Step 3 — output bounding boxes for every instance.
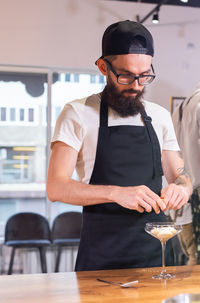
[52,93,179,184]
[172,83,200,189]
[171,84,200,224]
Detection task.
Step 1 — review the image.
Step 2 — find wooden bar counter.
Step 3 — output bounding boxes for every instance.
[0,265,200,303]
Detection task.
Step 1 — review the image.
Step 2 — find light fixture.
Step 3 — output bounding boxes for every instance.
[180,0,188,3]
[152,10,159,24]
[139,0,168,24]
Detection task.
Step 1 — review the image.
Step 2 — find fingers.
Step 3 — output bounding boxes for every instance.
[175,197,188,210]
[155,196,166,211]
[136,205,145,213]
[116,185,168,213]
[138,195,159,214]
[137,198,152,213]
[129,184,189,213]
[142,187,166,212]
[164,187,179,210]
[136,186,165,214]
[161,184,189,210]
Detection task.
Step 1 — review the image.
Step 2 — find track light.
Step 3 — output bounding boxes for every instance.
[152,11,159,24]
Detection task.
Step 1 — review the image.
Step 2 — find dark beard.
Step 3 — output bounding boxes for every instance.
[102,78,145,117]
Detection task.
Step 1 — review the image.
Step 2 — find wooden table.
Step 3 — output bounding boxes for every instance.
[0,265,200,302]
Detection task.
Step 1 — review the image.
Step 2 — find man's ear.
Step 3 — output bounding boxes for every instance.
[97,59,107,76]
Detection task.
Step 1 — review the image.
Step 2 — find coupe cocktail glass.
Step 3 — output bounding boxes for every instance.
[145,222,182,279]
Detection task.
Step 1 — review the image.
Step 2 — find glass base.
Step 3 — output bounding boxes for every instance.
[152,272,176,280]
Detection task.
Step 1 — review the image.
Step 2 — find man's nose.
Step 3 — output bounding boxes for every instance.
[130,79,141,90]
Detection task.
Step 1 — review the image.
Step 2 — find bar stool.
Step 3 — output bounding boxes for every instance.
[51,211,82,272]
[4,212,51,275]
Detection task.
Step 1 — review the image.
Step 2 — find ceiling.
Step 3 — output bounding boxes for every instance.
[113,0,200,8]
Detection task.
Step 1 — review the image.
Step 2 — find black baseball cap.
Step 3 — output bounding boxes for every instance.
[96,20,154,64]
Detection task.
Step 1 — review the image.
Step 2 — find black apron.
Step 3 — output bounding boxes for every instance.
[75,96,173,271]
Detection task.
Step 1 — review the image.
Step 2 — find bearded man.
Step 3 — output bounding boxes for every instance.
[47,20,192,271]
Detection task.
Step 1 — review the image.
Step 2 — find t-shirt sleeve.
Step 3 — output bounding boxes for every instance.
[162,110,180,151]
[51,103,83,152]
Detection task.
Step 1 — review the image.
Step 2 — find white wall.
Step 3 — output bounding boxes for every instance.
[0,0,200,110]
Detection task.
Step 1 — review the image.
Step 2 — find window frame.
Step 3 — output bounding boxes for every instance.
[0,64,104,232]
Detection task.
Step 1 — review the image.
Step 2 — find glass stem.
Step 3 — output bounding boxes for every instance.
[161,241,166,274]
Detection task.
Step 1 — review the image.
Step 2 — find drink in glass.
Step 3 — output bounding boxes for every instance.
[145,222,182,279]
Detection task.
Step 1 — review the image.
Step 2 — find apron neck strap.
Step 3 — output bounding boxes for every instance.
[100,95,108,127]
[141,111,163,177]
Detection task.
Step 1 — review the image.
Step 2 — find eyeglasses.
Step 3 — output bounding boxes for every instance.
[104,59,155,86]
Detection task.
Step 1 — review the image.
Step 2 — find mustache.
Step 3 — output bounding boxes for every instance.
[121,89,141,95]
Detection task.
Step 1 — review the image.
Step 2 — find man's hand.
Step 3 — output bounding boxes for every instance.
[111,185,166,214]
[161,183,190,210]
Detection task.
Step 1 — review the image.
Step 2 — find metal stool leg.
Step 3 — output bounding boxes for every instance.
[38,247,47,273]
[55,247,62,272]
[71,247,74,271]
[8,247,16,275]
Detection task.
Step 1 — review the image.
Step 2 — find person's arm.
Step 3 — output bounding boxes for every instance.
[46,141,114,205]
[46,141,166,214]
[161,150,193,210]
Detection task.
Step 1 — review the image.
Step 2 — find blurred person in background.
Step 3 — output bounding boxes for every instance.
[172,84,200,265]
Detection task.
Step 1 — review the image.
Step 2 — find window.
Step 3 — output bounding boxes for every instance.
[58,74,62,82]
[0,107,37,124]
[99,75,105,84]
[0,71,48,230]
[19,108,24,121]
[0,107,6,121]
[28,108,34,122]
[10,108,16,121]
[74,74,79,83]
[65,74,71,82]
[0,69,105,232]
[90,75,96,83]
[0,146,35,183]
